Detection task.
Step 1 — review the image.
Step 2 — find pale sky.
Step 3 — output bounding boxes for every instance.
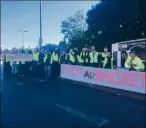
[1,1,100,49]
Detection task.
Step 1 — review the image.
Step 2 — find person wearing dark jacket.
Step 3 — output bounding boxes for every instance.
[73,47,80,65]
[59,51,67,64]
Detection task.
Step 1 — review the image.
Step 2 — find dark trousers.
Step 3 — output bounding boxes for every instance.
[38,63,45,77]
[82,62,89,67]
[51,61,60,78]
[90,63,99,68]
[19,64,25,75]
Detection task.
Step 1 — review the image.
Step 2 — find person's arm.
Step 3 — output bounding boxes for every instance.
[134,58,145,70]
[124,57,131,69]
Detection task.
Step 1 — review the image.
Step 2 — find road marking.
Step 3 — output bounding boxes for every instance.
[15,82,25,86]
[32,79,46,82]
[56,104,108,127]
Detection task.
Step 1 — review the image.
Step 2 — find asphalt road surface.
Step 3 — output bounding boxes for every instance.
[1,72,146,128]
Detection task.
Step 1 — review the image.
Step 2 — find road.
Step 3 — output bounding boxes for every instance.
[1,72,146,128]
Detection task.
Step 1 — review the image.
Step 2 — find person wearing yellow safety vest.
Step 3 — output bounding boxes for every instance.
[125,51,145,71]
[44,50,52,78]
[100,47,109,67]
[103,52,116,69]
[59,50,68,64]
[38,49,45,77]
[52,47,60,78]
[31,49,39,77]
[67,49,76,65]
[89,46,100,67]
[80,47,89,66]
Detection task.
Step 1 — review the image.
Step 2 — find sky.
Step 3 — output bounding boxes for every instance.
[1,1,100,49]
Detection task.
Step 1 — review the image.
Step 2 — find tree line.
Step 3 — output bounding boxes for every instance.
[59,0,146,51]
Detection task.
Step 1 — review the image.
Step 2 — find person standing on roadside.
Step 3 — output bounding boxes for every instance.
[38,48,45,77]
[59,50,67,64]
[103,52,116,69]
[89,46,99,67]
[100,47,108,67]
[80,47,89,66]
[31,49,39,77]
[44,49,52,78]
[67,48,75,65]
[52,47,60,79]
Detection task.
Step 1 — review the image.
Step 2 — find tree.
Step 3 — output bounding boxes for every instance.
[86,0,145,51]
[61,9,88,49]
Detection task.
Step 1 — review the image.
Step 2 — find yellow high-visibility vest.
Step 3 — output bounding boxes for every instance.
[80,52,89,63]
[103,57,114,69]
[89,52,98,63]
[33,52,39,61]
[125,56,145,70]
[44,54,53,64]
[52,52,59,62]
[68,53,75,63]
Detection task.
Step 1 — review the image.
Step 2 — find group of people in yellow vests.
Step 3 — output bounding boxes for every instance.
[5,45,145,79]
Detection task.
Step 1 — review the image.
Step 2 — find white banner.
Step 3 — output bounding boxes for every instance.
[61,64,146,94]
[6,54,33,62]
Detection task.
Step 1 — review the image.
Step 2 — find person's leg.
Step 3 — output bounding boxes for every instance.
[11,65,14,74]
[48,65,51,77]
[14,65,18,75]
[45,65,47,77]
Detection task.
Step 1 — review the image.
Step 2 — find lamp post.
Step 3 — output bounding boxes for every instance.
[18,30,28,48]
[39,0,43,49]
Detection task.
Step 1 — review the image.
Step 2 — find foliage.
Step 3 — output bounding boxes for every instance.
[86,0,145,51]
[61,9,88,49]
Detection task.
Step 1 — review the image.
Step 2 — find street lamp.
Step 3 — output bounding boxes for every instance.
[18,30,28,48]
[39,0,43,49]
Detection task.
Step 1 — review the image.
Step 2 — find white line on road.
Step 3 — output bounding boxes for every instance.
[56,104,108,127]
[15,82,25,86]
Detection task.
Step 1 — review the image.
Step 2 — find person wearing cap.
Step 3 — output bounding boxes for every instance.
[125,51,145,71]
[103,52,116,69]
[89,46,100,67]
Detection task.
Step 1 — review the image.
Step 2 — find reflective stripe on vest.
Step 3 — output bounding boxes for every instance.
[21,61,25,64]
[68,53,75,63]
[52,52,59,62]
[33,52,39,61]
[103,57,114,68]
[89,52,98,63]
[10,61,19,66]
[80,52,88,63]
[44,54,53,64]
[59,54,67,63]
